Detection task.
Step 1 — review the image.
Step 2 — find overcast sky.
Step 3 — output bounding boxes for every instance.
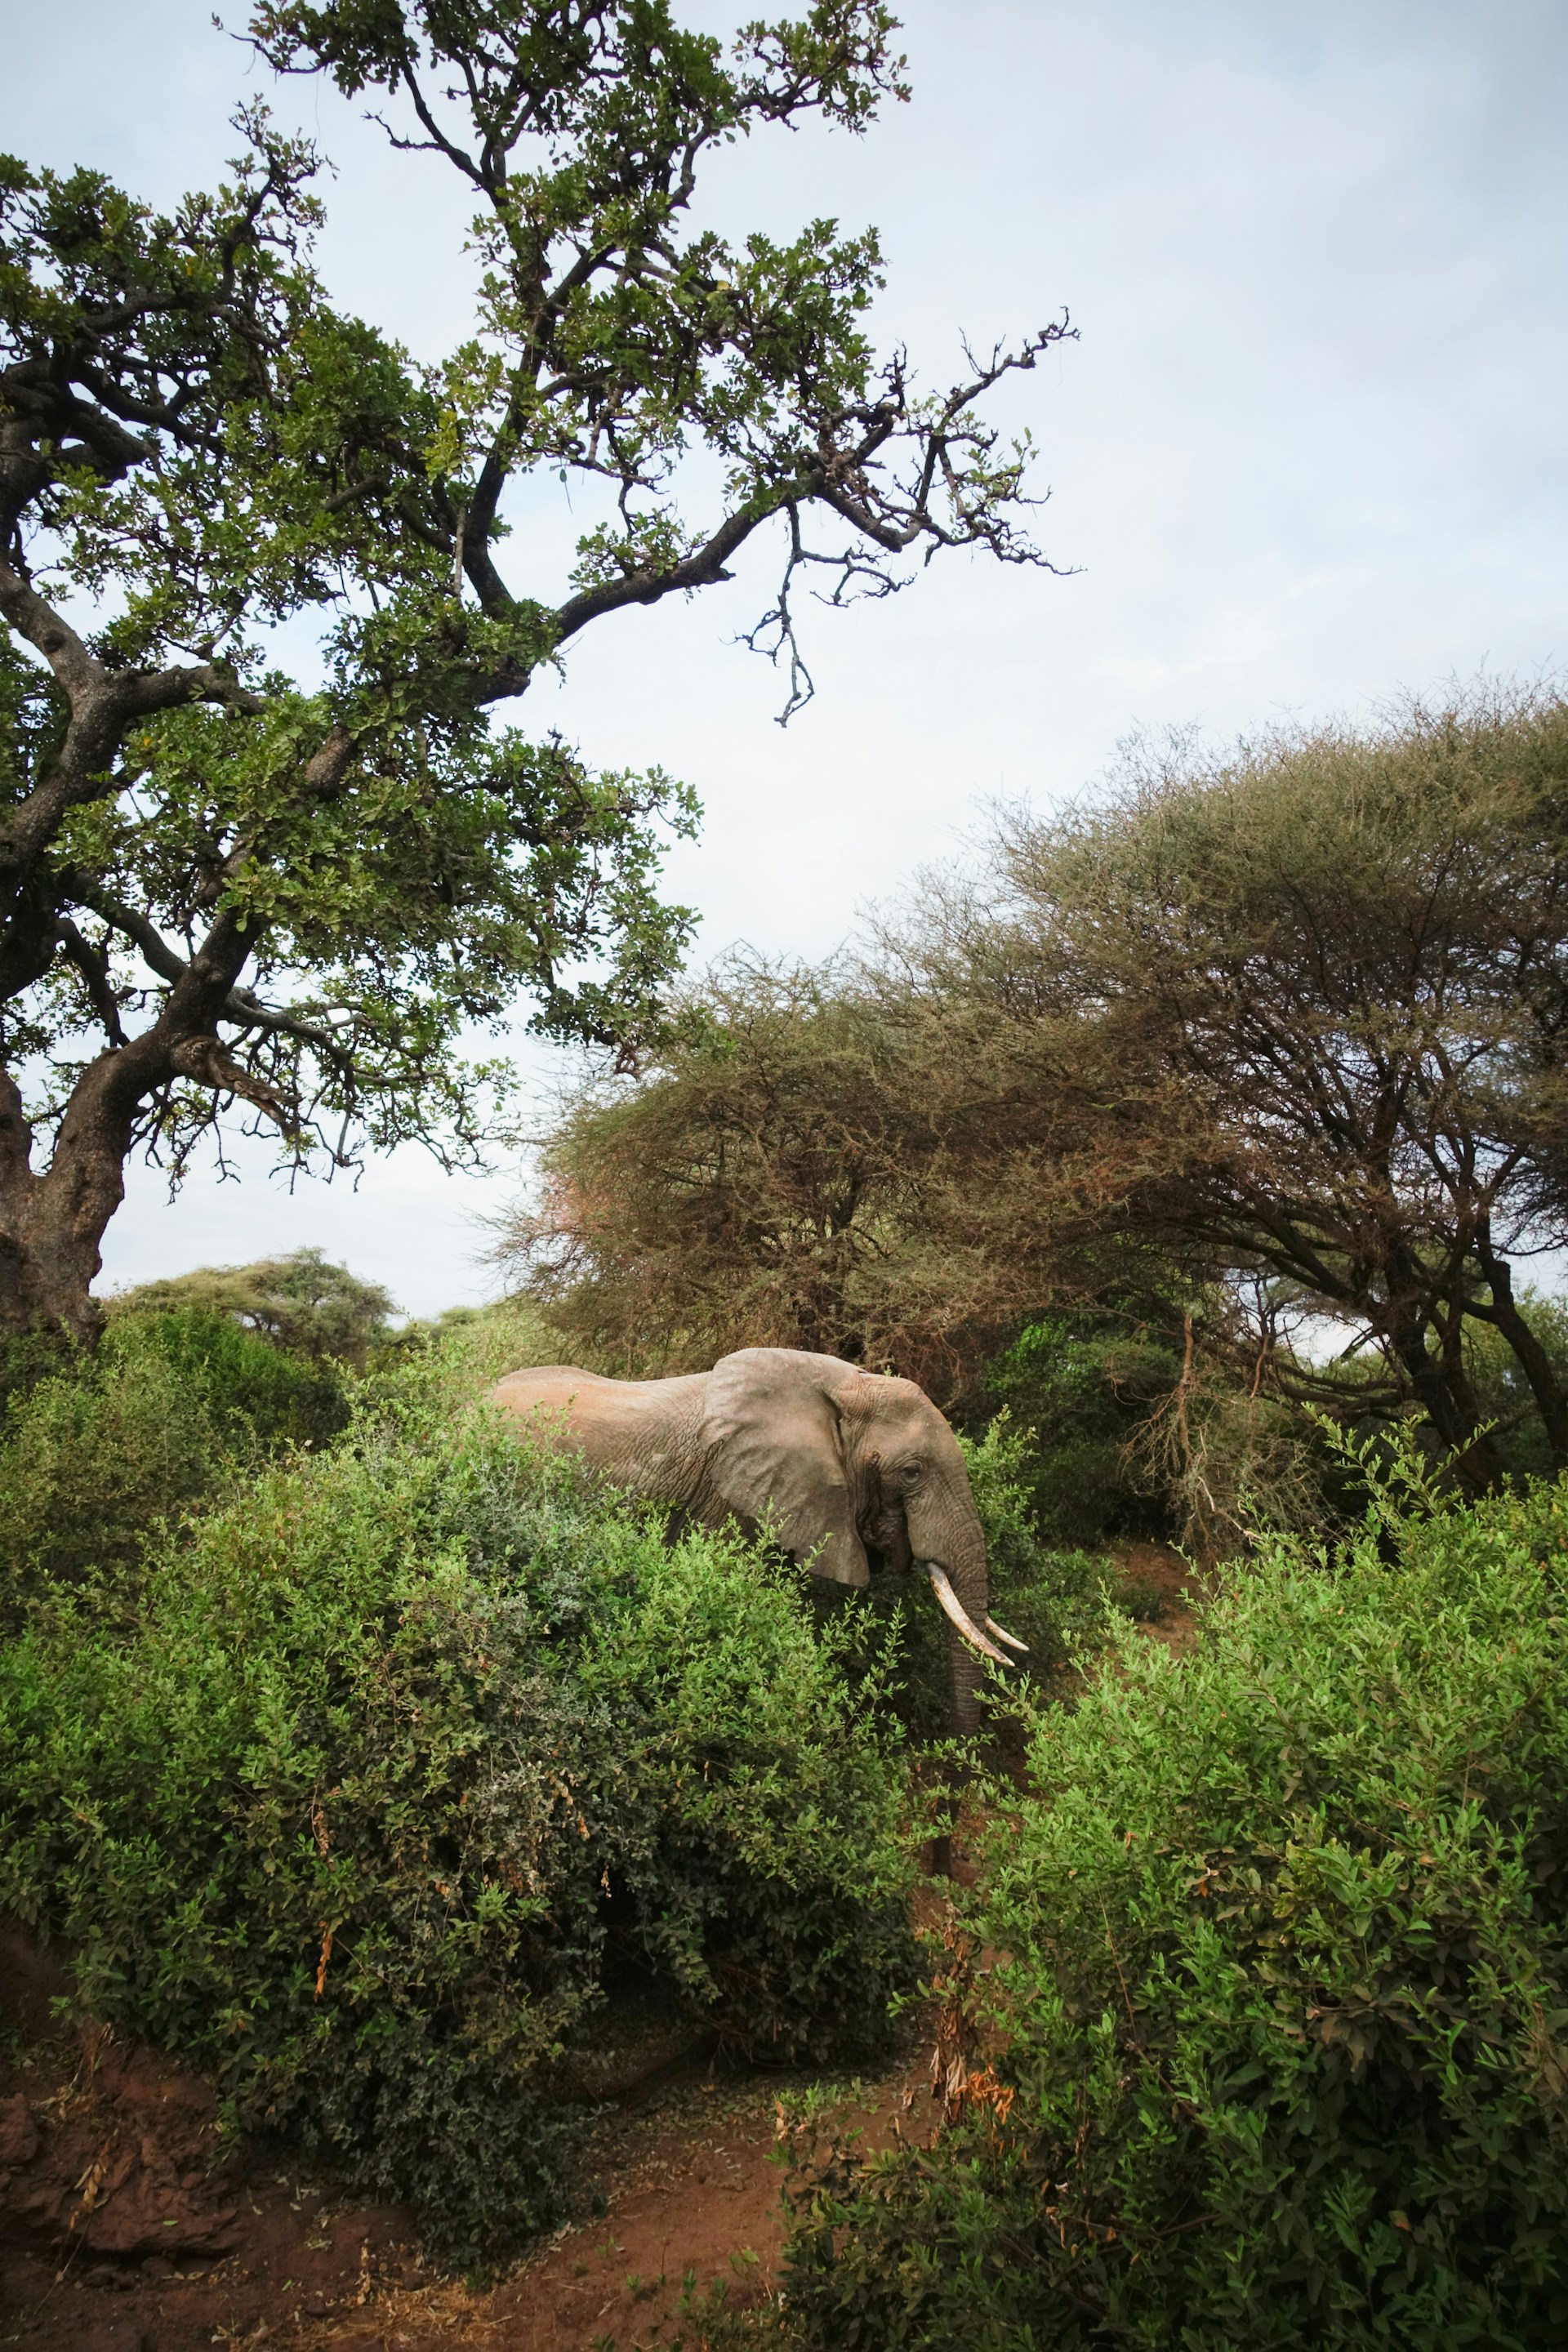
[6,0,1566,1314]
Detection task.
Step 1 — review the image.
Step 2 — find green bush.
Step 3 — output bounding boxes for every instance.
[985,1316,1180,1546]
[766,1463,1568,2350]
[0,1363,916,2270]
[0,1307,349,1610]
[0,1324,75,1419]
[985,1315,1341,1560]
[960,1415,1114,1677]
[366,1294,564,1391]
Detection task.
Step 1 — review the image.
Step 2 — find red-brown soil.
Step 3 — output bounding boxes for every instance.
[0,1925,419,2352]
[1115,1539,1205,1659]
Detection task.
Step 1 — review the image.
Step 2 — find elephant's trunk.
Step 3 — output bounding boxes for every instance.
[913,1515,994,1740]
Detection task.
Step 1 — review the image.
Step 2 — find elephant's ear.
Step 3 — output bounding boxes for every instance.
[702,1348,869,1588]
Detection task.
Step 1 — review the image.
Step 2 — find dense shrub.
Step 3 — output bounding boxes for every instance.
[368,1294,564,1390]
[0,1324,75,1418]
[984,1316,1179,1545]
[960,1416,1114,1677]
[0,1362,916,2270]
[0,1307,350,1609]
[766,1462,1568,2350]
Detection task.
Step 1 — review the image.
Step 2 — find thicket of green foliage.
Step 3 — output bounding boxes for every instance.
[9,1241,1568,2340]
[0,1338,918,2270]
[0,1305,350,1610]
[752,1460,1568,2350]
[958,1417,1117,1675]
[112,1245,396,1366]
[0,1248,424,1614]
[984,1316,1181,1545]
[6,1166,1562,2331]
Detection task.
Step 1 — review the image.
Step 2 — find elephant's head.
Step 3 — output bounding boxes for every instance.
[702,1348,1022,1734]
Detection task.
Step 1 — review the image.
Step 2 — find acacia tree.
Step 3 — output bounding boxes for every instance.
[111,1245,395,1366]
[505,952,1167,1393]
[0,1,1065,1339]
[512,960,951,1374]
[913,692,1568,1483]
[518,695,1568,1490]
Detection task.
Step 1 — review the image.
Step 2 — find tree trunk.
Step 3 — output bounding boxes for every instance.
[1387,1312,1503,1492]
[1473,1236,1568,1470]
[0,1062,145,1343]
[0,910,264,1343]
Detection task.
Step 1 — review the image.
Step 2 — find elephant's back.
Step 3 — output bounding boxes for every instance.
[492,1364,706,1412]
[488,1364,710,1503]
[490,1363,628,1430]
[493,1361,606,1394]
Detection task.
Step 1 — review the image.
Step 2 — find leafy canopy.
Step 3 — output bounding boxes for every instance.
[0,119,698,1191]
[0,2,1063,1330]
[109,1245,396,1365]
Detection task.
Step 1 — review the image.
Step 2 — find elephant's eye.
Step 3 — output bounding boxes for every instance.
[899,1460,923,1485]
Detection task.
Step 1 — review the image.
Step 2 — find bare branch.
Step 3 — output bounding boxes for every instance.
[168,1032,293,1129]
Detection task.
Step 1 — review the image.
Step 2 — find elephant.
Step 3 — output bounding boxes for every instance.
[488,1345,1025,1737]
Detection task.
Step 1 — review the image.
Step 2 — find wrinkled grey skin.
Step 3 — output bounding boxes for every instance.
[490,1346,991,1735]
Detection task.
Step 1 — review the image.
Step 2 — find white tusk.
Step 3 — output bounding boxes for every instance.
[926,1565,1010,1666]
[986,1615,1029,1655]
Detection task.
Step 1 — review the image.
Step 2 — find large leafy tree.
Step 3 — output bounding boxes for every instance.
[501,953,1153,1394]
[0,2,1065,1339]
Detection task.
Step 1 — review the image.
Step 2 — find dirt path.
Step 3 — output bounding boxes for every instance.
[1116,1538,1204,1659]
[294,2060,923,2352]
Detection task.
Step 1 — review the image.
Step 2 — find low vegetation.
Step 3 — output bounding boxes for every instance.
[0,1327,919,2270]
[0,1301,351,1612]
[749,1456,1568,2350]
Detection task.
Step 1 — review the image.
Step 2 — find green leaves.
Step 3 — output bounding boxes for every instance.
[2,2,1058,1336]
[3,118,411,644]
[239,2,1057,702]
[20,652,696,1154]
[769,1471,1568,2349]
[0,1305,351,1608]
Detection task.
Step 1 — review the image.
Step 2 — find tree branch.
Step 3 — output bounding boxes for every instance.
[60,878,189,986]
[551,502,771,643]
[55,916,127,1047]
